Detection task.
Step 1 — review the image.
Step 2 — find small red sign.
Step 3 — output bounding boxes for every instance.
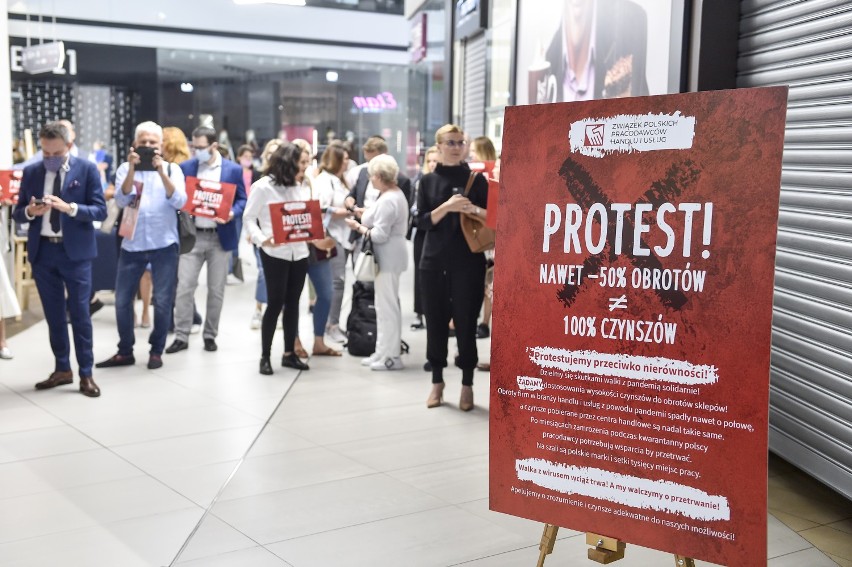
[182,176,236,222]
[268,200,323,244]
[0,170,24,204]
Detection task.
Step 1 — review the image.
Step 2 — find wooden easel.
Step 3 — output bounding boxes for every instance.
[536,524,696,566]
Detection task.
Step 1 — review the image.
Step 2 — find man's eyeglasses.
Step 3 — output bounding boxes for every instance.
[441,140,466,148]
[191,145,210,151]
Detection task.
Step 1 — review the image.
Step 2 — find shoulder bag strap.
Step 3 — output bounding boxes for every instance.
[463,172,477,197]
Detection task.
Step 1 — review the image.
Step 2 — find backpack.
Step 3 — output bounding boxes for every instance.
[346,281,377,356]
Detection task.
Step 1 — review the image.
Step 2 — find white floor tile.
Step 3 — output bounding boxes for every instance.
[111,425,263,474]
[0,425,101,465]
[217,446,377,501]
[176,545,293,566]
[265,505,532,567]
[0,475,197,544]
[0,448,143,500]
[213,473,446,544]
[174,515,258,563]
[157,460,241,507]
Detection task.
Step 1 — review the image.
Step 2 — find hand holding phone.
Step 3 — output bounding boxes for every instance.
[135,146,158,171]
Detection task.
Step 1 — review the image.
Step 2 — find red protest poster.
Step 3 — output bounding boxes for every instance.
[0,170,24,204]
[490,87,788,566]
[268,200,323,244]
[182,176,237,222]
[486,177,499,229]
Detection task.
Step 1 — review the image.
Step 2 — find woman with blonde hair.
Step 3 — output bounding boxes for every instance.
[313,143,352,343]
[162,127,192,164]
[417,124,488,411]
[409,145,439,330]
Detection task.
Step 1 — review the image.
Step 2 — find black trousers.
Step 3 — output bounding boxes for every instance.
[412,229,426,315]
[421,264,485,386]
[259,251,308,357]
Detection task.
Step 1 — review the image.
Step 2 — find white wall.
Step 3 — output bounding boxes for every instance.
[8,0,410,65]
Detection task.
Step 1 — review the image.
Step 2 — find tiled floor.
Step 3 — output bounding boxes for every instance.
[1,244,849,566]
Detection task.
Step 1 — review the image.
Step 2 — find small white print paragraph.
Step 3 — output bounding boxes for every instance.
[516,457,730,521]
[569,112,696,157]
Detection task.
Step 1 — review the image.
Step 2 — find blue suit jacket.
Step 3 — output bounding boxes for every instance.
[13,157,107,263]
[179,158,247,251]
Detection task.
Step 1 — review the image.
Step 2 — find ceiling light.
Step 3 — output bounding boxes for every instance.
[180,83,194,93]
[233,0,306,5]
[326,71,339,82]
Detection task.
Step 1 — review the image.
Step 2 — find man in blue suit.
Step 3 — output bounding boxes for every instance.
[165,126,247,354]
[13,122,107,397]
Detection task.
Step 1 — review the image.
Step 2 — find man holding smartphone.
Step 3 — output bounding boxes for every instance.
[13,121,107,397]
[96,121,187,371]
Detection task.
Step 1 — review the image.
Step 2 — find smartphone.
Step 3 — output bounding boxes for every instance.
[135,146,157,171]
[32,198,45,205]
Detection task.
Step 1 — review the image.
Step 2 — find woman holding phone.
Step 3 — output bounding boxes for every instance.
[416,124,488,411]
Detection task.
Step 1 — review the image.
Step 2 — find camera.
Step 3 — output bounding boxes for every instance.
[135,146,158,171]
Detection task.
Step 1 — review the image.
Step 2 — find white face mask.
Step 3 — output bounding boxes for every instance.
[195,148,212,163]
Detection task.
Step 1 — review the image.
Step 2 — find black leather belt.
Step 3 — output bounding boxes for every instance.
[196,227,218,233]
[41,236,63,243]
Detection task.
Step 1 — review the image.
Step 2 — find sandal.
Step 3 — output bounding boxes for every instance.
[294,339,309,359]
[312,346,342,357]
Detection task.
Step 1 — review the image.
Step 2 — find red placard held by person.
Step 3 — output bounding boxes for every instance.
[182,176,236,222]
[486,177,499,229]
[490,87,788,566]
[268,200,323,244]
[0,170,24,204]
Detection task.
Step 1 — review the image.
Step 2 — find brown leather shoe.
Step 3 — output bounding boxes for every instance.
[79,376,101,398]
[35,370,73,390]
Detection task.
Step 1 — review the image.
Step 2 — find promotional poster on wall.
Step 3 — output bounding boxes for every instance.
[515,0,686,106]
[490,86,788,565]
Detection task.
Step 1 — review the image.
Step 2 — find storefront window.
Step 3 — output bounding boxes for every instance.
[486,0,517,153]
[157,49,408,165]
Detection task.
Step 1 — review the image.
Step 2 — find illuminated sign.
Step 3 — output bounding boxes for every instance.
[352,91,399,113]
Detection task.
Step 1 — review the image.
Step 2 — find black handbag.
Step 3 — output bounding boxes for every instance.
[177,210,196,254]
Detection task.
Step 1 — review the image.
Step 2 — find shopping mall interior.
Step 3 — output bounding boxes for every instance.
[0,1,850,566]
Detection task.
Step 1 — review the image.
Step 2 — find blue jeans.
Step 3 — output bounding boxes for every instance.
[307,258,332,337]
[115,244,179,356]
[254,246,267,304]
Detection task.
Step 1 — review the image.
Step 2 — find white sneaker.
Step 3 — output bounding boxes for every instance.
[250,310,262,330]
[370,357,404,371]
[0,347,12,359]
[361,353,378,366]
[190,323,202,335]
[326,325,347,343]
[226,274,242,286]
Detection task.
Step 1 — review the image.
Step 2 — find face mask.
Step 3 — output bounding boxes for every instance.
[44,155,65,172]
[195,148,211,163]
[239,157,253,168]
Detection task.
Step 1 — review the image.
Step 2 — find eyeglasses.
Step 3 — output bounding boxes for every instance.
[191,145,210,151]
[441,140,466,148]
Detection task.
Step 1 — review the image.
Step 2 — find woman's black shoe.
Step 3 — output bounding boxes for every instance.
[259,357,273,375]
[410,316,424,330]
[282,353,310,371]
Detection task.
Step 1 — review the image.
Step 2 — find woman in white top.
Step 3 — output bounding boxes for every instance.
[243,144,311,375]
[346,154,409,370]
[314,144,352,343]
[0,199,22,359]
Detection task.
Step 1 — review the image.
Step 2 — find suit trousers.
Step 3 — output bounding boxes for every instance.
[174,231,230,342]
[374,270,402,360]
[31,241,94,376]
[421,264,485,386]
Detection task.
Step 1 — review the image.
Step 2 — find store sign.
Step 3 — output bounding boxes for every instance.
[490,86,788,566]
[455,0,487,39]
[410,13,427,63]
[10,44,77,76]
[353,91,399,113]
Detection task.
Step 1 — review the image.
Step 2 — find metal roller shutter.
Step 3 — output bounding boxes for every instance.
[462,32,486,138]
[737,0,852,498]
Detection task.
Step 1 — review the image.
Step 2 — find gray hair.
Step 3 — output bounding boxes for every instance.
[368,154,399,185]
[134,121,163,141]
